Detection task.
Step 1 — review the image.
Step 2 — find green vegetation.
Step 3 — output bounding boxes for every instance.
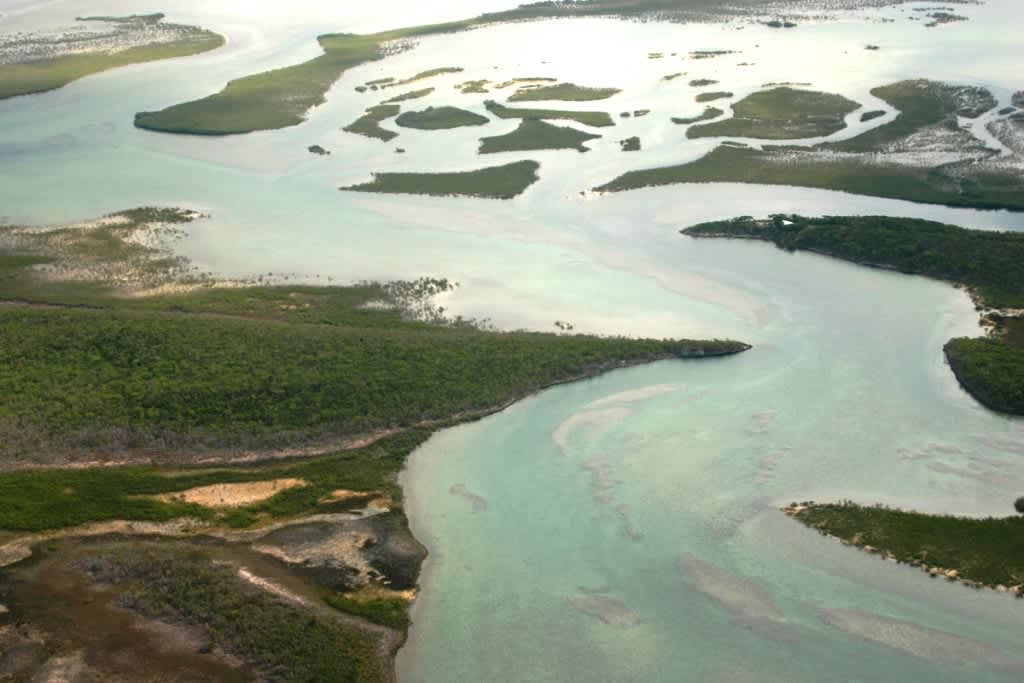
[0,16,224,100]
[689,79,718,87]
[0,208,749,457]
[0,202,750,680]
[342,160,541,198]
[494,77,556,88]
[595,79,1023,210]
[484,100,615,128]
[1016,497,1024,514]
[485,0,817,22]
[671,107,722,125]
[381,87,433,103]
[860,109,885,122]
[594,129,1024,210]
[129,8,478,134]
[687,87,859,139]
[478,119,601,153]
[76,13,166,23]
[394,67,463,85]
[308,144,331,155]
[508,82,621,102]
[78,543,386,681]
[825,80,995,153]
[599,144,1024,210]
[695,91,732,103]
[457,80,490,94]
[790,502,1024,590]
[925,12,967,27]
[0,432,423,532]
[681,214,1024,308]
[1006,317,1024,347]
[682,214,1024,414]
[0,206,197,303]
[343,104,400,141]
[133,28,459,135]
[394,106,489,130]
[0,280,739,451]
[620,136,641,152]
[325,593,410,629]
[128,1,819,135]
[944,338,1024,414]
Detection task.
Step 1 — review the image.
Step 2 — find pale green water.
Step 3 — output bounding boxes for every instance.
[400,242,1024,682]
[1,1,1023,680]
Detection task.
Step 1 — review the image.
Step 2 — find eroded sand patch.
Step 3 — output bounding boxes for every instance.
[677,552,785,627]
[570,589,639,628]
[449,483,487,512]
[155,478,307,507]
[818,607,1024,672]
[237,567,309,607]
[586,383,680,409]
[551,407,631,455]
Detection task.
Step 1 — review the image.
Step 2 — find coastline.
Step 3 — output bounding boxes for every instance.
[0,350,750,680]
[681,216,1024,415]
[783,502,1024,597]
[392,353,749,677]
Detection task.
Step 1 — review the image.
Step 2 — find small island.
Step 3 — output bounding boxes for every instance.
[394,106,489,130]
[671,107,723,125]
[619,136,641,151]
[507,82,621,102]
[686,87,859,139]
[343,104,400,141]
[479,120,601,153]
[382,87,434,103]
[341,160,542,199]
[924,12,967,28]
[484,100,615,128]
[594,79,1024,212]
[695,91,733,103]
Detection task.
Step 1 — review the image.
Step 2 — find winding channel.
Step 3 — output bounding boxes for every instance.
[2,0,1023,680]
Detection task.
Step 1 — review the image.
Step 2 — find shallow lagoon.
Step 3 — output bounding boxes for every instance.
[1,0,1024,680]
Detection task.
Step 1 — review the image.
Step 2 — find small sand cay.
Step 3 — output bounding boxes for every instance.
[155,478,307,507]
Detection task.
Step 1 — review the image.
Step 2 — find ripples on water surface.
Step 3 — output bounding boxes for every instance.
[1,0,1023,680]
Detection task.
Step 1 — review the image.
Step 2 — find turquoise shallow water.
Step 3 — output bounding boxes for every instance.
[2,0,1024,680]
[399,243,1024,682]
